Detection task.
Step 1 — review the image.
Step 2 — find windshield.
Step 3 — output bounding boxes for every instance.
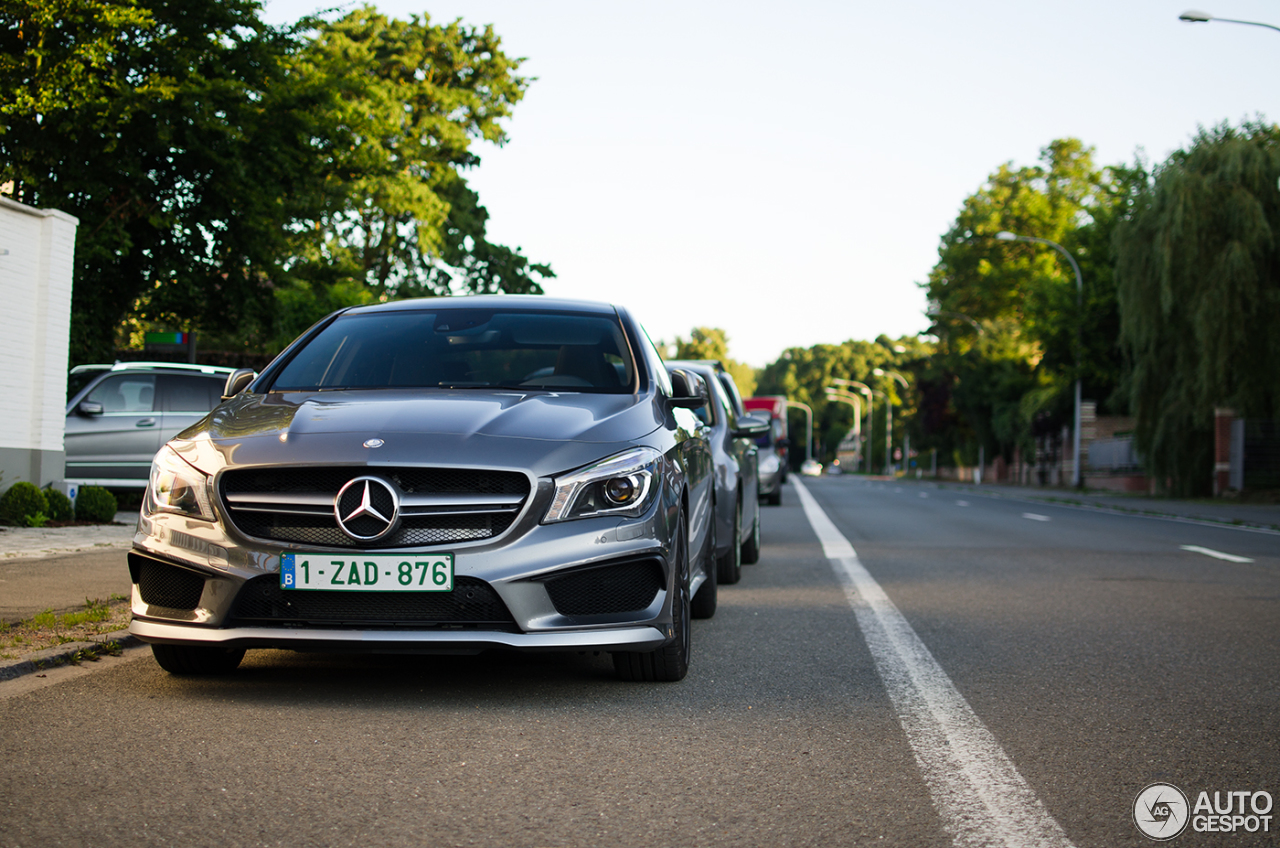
[270,309,636,393]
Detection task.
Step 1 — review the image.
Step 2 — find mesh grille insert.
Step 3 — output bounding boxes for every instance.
[136,559,206,610]
[543,559,664,616]
[229,575,517,629]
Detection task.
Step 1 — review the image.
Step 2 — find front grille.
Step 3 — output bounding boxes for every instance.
[136,558,206,610]
[543,559,664,616]
[228,575,518,630]
[220,466,531,549]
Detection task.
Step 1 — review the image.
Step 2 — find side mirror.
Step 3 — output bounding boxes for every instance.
[667,368,708,410]
[222,368,257,401]
[733,413,770,438]
[76,400,104,417]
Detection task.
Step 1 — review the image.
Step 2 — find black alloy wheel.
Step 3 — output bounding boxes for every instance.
[717,495,743,584]
[691,507,718,619]
[741,505,761,565]
[613,510,691,682]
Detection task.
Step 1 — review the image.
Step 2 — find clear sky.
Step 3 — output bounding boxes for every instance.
[260,0,1277,367]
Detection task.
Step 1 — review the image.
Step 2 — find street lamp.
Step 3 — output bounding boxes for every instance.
[874,368,909,475]
[824,389,863,470]
[831,379,874,473]
[995,230,1084,488]
[1179,9,1280,33]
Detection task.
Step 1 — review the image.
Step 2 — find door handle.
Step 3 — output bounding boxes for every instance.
[137,418,157,427]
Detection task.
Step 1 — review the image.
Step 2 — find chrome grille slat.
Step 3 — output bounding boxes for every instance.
[219,466,531,549]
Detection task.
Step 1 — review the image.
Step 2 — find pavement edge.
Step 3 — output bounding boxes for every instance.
[0,628,141,682]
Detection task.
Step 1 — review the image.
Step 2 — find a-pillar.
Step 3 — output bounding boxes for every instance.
[1213,407,1235,496]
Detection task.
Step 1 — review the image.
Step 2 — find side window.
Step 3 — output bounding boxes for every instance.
[717,374,747,418]
[160,375,223,412]
[86,375,157,413]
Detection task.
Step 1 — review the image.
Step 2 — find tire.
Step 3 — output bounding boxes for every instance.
[691,511,718,619]
[741,506,761,565]
[716,497,742,585]
[151,643,245,675]
[766,486,782,506]
[613,511,691,682]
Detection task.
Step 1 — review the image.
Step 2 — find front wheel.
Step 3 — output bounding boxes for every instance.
[717,497,742,584]
[150,643,245,675]
[613,511,691,682]
[741,506,761,565]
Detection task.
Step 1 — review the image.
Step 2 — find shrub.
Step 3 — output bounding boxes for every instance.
[75,486,118,523]
[0,482,49,526]
[43,487,75,521]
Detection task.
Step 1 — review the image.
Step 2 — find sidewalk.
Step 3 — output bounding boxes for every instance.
[0,511,137,559]
[905,479,1280,533]
[0,511,141,682]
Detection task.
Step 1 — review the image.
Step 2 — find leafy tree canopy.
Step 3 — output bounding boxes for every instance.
[1115,120,1280,495]
[0,1,551,363]
[669,327,757,399]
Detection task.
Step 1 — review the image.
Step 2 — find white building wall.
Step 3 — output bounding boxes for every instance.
[0,197,78,487]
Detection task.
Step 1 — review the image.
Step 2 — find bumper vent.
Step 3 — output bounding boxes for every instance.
[543,559,664,616]
[133,556,206,611]
[220,466,531,549]
[228,575,518,630]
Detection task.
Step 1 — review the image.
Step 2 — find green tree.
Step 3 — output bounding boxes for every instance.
[1,1,550,363]
[922,139,1125,466]
[277,8,550,304]
[670,327,757,398]
[1115,121,1280,495]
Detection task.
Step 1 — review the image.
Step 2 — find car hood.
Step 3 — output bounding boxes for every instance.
[175,388,665,477]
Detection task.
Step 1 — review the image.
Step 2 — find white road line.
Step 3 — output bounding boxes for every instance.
[1022,513,1051,522]
[1180,545,1254,563]
[794,480,1076,848]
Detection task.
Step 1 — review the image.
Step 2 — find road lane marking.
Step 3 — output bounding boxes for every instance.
[956,500,969,507]
[793,480,1076,848]
[1180,545,1254,563]
[1022,513,1051,522]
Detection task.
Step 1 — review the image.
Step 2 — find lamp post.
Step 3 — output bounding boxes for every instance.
[831,379,875,473]
[995,230,1084,487]
[873,368,909,475]
[1179,9,1280,33]
[824,390,862,470]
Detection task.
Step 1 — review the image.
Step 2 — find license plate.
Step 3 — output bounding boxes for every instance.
[280,553,454,592]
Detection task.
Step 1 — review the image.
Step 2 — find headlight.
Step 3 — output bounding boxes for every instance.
[759,454,781,474]
[544,447,662,523]
[146,444,215,521]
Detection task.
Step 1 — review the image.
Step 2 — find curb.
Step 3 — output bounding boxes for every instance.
[0,629,142,682]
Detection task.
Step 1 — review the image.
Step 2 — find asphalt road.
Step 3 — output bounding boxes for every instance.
[1,477,1276,848]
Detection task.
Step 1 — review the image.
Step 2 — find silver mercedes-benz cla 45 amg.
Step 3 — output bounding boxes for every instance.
[128,296,717,681]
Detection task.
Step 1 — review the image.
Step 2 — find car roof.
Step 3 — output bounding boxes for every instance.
[70,361,236,376]
[340,295,620,317]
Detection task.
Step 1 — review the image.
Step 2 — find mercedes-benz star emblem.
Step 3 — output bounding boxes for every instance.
[334,476,400,543]
[363,438,384,448]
